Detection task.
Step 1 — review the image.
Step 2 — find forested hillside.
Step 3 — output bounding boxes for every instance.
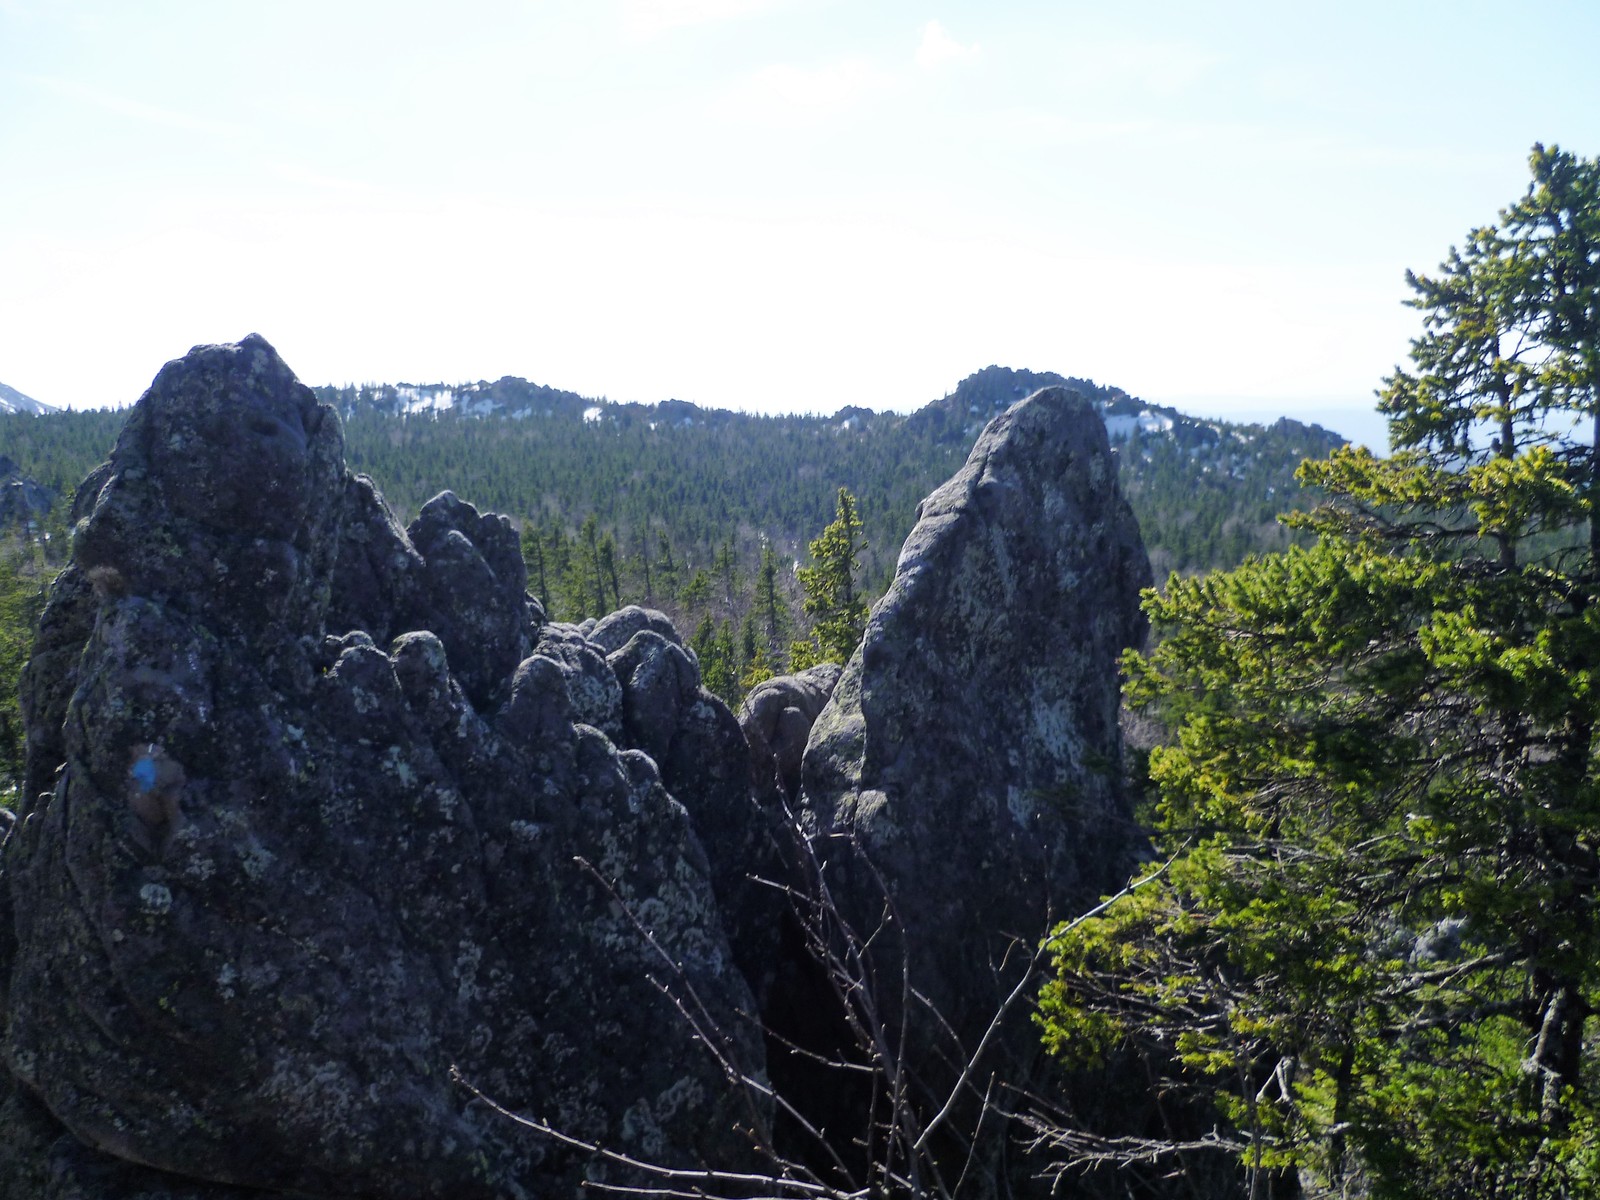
[313,366,1345,583]
[0,369,1344,588]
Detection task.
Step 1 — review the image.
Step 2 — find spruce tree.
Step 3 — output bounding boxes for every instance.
[791,488,868,668]
[1039,144,1600,1198]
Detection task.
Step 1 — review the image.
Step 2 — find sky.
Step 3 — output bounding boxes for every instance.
[4,1,1600,449]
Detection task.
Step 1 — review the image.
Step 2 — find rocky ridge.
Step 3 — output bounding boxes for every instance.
[780,387,1152,1190]
[1,337,1159,1199]
[802,385,1152,1027]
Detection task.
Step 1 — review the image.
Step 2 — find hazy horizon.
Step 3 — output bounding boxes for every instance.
[2,343,1387,453]
[4,1,1595,433]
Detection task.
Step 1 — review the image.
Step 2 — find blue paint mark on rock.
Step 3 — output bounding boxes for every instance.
[130,756,158,794]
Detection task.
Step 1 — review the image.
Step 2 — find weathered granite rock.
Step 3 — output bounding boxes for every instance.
[405,490,540,710]
[323,472,427,648]
[0,337,766,1200]
[531,620,626,738]
[599,607,782,990]
[739,664,842,805]
[799,384,1152,1037]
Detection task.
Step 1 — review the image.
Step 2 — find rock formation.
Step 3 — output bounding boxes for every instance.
[0,344,1160,1200]
[739,664,842,806]
[0,337,765,1200]
[797,384,1152,1068]
[0,455,53,531]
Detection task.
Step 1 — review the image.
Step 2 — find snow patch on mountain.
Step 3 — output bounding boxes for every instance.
[0,381,54,414]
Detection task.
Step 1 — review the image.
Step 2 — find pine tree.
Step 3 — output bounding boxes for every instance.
[580,515,606,616]
[598,532,621,611]
[0,546,55,802]
[655,531,679,603]
[521,521,550,612]
[1038,144,1600,1198]
[791,488,868,668]
[757,539,788,663]
[637,527,655,604]
[715,538,739,616]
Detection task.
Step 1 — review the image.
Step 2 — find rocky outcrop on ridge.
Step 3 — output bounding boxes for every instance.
[800,384,1153,1041]
[0,454,53,530]
[0,336,765,1200]
[0,344,1161,1200]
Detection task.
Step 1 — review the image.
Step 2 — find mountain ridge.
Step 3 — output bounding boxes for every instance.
[0,381,53,415]
[315,363,1351,451]
[2,360,1350,585]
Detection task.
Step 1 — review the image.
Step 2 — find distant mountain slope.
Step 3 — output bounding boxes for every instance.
[0,381,54,415]
[325,377,802,430]
[315,365,1347,579]
[912,365,1346,455]
[327,366,1346,459]
[907,366,1348,573]
[0,362,1349,586]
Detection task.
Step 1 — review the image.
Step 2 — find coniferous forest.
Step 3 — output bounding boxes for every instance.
[1040,143,1600,1197]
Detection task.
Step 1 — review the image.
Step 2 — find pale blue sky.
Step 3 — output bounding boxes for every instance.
[4,0,1598,447]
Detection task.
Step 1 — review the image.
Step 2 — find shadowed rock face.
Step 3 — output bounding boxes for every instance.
[0,336,766,1200]
[800,386,1153,1035]
[0,456,53,531]
[740,665,842,807]
[0,349,1163,1200]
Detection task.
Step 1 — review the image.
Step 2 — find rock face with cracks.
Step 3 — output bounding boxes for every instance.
[0,336,766,1200]
[799,385,1153,1042]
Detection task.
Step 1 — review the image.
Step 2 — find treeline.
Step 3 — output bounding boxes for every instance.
[0,409,128,495]
[1,380,1343,603]
[1123,418,1333,574]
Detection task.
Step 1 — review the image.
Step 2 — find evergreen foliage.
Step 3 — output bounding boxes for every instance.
[0,524,68,804]
[790,488,868,669]
[1039,144,1600,1198]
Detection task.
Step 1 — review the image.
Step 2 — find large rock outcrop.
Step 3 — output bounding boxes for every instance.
[0,337,766,1200]
[799,384,1152,1042]
[0,346,1165,1200]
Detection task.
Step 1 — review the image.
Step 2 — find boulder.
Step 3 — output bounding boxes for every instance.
[0,336,766,1200]
[404,490,540,711]
[739,664,842,805]
[0,455,54,531]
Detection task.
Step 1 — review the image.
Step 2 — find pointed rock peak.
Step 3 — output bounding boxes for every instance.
[801,384,1152,1023]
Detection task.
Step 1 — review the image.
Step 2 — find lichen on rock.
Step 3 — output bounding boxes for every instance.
[0,350,1164,1200]
[0,336,766,1200]
[792,386,1153,1150]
